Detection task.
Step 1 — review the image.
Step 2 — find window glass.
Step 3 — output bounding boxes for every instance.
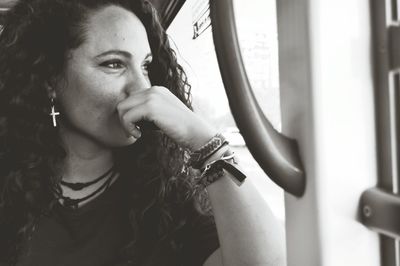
[167,0,284,222]
[234,0,281,130]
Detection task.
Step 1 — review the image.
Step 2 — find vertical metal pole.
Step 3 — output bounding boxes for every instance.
[372,0,398,264]
[391,0,398,21]
[393,72,400,266]
[389,71,400,266]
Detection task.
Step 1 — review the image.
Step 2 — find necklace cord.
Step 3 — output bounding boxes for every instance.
[58,169,118,209]
[60,165,115,191]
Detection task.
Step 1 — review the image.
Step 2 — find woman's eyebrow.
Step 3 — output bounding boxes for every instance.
[95,50,132,59]
[95,50,153,61]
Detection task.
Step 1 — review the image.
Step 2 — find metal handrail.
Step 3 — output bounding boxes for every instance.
[360,188,400,239]
[209,0,305,197]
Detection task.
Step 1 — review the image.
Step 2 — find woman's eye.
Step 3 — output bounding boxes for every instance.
[100,60,124,69]
[142,62,151,75]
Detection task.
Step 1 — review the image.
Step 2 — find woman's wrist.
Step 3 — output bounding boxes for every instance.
[185,115,219,151]
[197,147,246,188]
[188,132,216,151]
[187,132,228,169]
[200,144,231,169]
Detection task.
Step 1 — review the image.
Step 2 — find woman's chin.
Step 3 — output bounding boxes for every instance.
[112,135,139,147]
[104,129,140,148]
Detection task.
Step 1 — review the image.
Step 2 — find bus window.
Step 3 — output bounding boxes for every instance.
[167,0,285,223]
[234,0,281,131]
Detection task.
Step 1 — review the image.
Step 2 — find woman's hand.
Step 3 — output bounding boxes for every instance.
[117,86,218,150]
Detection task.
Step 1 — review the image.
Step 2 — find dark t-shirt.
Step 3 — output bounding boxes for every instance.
[13,175,220,266]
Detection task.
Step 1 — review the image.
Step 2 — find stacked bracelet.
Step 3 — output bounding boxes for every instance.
[197,165,225,190]
[188,133,229,169]
[188,133,247,188]
[196,148,247,189]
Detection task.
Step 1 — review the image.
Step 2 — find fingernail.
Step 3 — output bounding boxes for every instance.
[132,129,141,139]
[129,124,142,138]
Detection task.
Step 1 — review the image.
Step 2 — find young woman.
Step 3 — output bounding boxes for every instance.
[0,0,285,265]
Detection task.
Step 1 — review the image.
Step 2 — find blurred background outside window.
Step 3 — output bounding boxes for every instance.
[167,0,284,222]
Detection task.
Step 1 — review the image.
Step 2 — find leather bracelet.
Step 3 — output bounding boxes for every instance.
[196,149,247,188]
[197,164,225,189]
[188,133,229,169]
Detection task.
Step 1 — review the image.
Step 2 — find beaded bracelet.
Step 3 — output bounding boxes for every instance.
[188,133,229,169]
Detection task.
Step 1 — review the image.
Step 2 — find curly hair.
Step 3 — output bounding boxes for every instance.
[0,0,211,264]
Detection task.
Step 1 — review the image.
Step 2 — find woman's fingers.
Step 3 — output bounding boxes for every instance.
[119,102,149,138]
[117,90,150,138]
[116,85,193,142]
[117,90,148,118]
[128,123,142,139]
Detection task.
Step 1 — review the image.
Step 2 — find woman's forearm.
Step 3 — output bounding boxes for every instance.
[206,170,286,266]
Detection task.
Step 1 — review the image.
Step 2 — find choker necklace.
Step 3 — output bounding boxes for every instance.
[61,165,115,191]
[59,169,118,209]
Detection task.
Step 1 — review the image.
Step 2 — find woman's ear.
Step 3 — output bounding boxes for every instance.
[45,81,57,99]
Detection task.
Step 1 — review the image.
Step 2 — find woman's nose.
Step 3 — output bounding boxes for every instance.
[124,69,151,95]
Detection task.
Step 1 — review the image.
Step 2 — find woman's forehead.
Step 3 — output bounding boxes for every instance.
[79,5,151,57]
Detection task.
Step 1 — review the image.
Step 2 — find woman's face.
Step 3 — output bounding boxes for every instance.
[55,5,152,148]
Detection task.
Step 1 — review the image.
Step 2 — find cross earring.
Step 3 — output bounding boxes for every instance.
[49,98,60,127]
